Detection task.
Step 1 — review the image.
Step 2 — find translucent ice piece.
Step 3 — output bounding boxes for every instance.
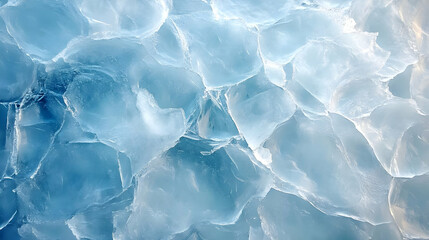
[66,187,134,240]
[77,0,168,37]
[0,0,88,60]
[293,40,387,106]
[331,78,391,118]
[197,94,239,140]
[0,178,17,230]
[263,111,392,224]
[142,19,188,67]
[391,123,429,178]
[0,25,34,102]
[172,198,265,240]
[259,189,402,240]
[114,138,270,239]
[13,94,65,178]
[17,142,123,221]
[173,13,261,87]
[226,72,295,149]
[351,0,419,78]
[356,99,428,177]
[63,70,185,173]
[389,174,429,239]
[259,9,342,63]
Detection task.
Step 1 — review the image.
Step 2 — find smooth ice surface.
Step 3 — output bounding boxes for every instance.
[1,0,429,239]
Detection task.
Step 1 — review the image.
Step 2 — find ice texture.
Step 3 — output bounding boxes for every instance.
[0,0,429,239]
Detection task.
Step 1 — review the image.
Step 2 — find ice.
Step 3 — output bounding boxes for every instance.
[410,57,429,114]
[258,189,402,240]
[113,138,271,239]
[17,142,123,220]
[259,9,343,64]
[263,111,392,224]
[0,178,16,230]
[226,72,296,149]
[172,12,262,87]
[0,19,34,102]
[389,174,429,239]
[356,99,429,177]
[1,0,429,239]
[13,94,65,178]
[197,94,239,140]
[77,0,168,38]
[350,0,419,78]
[0,0,88,60]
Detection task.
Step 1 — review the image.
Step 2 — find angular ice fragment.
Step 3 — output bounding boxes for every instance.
[173,13,261,87]
[60,38,146,73]
[391,123,429,177]
[14,94,64,178]
[259,9,342,63]
[77,0,168,37]
[62,38,204,118]
[226,72,295,149]
[356,99,428,177]
[293,40,387,106]
[259,189,402,240]
[197,94,239,140]
[172,198,265,240]
[263,111,392,224]
[0,28,34,102]
[331,78,391,118]
[17,142,123,221]
[389,174,429,239]
[132,63,204,118]
[285,79,327,116]
[66,187,134,240]
[63,69,185,173]
[142,19,188,67]
[351,0,419,78]
[0,0,88,60]
[114,138,270,239]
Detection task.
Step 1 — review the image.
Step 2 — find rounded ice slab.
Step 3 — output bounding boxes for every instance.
[0,0,88,60]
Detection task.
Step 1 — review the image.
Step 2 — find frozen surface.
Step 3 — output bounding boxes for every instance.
[0,0,429,239]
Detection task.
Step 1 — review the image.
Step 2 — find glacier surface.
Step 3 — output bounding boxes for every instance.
[0,0,429,239]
